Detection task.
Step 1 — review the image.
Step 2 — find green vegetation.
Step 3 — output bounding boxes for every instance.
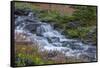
[38,10,74,23]
[72,6,97,26]
[15,2,97,45]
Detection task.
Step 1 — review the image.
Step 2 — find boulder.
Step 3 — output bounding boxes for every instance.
[66,21,81,28]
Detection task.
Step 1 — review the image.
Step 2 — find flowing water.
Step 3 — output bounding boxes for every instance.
[15,11,97,62]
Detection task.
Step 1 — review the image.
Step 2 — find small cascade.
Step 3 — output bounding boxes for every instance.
[15,10,97,62]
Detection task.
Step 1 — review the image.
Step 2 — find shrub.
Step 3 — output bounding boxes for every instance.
[67,29,79,38]
[72,6,97,26]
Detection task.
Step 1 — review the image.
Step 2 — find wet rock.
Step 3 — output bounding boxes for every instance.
[15,9,33,16]
[78,54,92,62]
[84,26,97,45]
[53,24,64,32]
[87,26,96,38]
[66,21,81,28]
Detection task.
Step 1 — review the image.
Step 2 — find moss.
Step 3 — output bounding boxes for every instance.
[66,29,79,38]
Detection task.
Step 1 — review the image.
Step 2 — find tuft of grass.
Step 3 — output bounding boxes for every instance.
[15,43,45,66]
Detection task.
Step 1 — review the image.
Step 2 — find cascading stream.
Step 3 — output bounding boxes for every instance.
[15,11,97,62]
